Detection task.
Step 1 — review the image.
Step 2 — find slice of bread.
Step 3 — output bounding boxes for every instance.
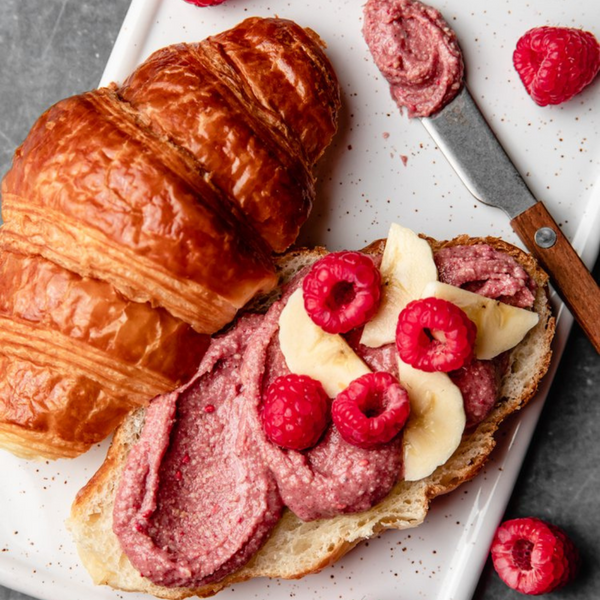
[67,234,555,599]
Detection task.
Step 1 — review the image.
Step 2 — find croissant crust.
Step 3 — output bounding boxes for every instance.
[0,249,210,458]
[0,17,340,458]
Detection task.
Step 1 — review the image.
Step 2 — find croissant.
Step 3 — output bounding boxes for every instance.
[0,17,340,459]
[0,249,210,459]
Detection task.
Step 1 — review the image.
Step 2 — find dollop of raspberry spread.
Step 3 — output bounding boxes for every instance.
[435,244,537,307]
[113,243,536,587]
[362,0,464,117]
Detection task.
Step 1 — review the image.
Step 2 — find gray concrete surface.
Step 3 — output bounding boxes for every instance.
[0,1,599,599]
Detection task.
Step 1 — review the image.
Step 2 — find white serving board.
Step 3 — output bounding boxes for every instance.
[2,1,600,599]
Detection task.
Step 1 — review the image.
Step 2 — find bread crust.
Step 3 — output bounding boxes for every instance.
[68,234,555,597]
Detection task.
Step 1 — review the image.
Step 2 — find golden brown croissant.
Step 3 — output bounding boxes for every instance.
[0,248,210,459]
[0,17,340,459]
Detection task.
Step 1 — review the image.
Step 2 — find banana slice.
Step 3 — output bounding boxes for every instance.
[421,281,539,360]
[361,222,438,348]
[399,358,466,482]
[278,288,371,398]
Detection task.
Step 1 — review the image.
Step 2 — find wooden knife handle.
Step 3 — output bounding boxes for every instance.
[511,201,600,353]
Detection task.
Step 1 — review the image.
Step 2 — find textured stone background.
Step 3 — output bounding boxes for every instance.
[0,1,599,599]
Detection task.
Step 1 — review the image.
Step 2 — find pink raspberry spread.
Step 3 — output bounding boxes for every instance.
[113,242,536,588]
[362,0,464,117]
[113,315,283,588]
[435,244,537,307]
[449,359,498,428]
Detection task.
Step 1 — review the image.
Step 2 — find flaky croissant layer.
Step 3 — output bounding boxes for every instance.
[0,17,341,459]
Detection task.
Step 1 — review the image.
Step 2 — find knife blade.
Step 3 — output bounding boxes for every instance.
[422,86,600,353]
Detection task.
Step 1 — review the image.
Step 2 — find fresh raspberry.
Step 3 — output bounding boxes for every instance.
[261,374,330,451]
[491,517,580,595]
[331,372,410,449]
[302,251,381,334]
[395,297,476,372]
[513,26,600,106]
[182,0,226,6]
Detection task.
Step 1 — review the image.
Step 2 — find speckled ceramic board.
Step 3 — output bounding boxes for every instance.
[2,1,600,599]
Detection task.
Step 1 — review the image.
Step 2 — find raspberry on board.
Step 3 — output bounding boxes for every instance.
[182,0,226,6]
[261,374,330,451]
[331,372,410,449]
[491,517,580,595]
[395,297,476,372]
[302,251,382,334]
[513,26,600,106]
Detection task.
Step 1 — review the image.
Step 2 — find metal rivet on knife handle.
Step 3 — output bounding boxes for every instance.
[534,227,557,249]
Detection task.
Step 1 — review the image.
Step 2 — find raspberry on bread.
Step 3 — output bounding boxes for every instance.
[261,374,330,451]
[332,372,410,449]
[302,251,382,334]
[396,297,477,372]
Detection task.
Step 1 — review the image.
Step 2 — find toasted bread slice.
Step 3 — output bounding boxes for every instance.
[67,234,555,599]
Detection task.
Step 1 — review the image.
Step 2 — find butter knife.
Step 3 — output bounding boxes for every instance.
[421,86,600,353]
